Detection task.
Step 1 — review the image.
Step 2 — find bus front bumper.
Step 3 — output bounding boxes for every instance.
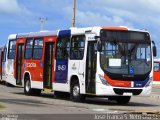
[95,82,152,96]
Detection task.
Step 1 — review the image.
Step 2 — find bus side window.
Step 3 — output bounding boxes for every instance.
[33,38,43,60]
[56,37,70,59]
[25,38,33,59]
[8,40,16,59]
[70,35,85,60]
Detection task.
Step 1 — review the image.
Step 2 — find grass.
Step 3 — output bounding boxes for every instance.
[0,104,5,109]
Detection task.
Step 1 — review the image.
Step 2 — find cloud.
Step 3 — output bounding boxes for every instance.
[73,0,160,26]
[0,0,32,15]
[65,0,160,57]
[75,10,134,28]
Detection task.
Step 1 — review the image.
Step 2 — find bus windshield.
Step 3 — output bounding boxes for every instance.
[100,30,151,75]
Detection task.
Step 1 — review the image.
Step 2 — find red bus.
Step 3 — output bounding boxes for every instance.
[153,60,160,84]
[14,31,57,94]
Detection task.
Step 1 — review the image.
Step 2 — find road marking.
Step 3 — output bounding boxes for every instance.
[92,109,119,114]
[92,109,105,112]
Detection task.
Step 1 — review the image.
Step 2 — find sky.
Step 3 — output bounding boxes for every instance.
[0,0,160,58]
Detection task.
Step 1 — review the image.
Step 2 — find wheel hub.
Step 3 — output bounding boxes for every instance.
[73,85,79,97]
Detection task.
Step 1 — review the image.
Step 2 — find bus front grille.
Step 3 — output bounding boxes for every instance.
[113,88,142,95]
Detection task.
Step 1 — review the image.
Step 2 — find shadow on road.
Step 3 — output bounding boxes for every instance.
[85,98,159,107]
[0,98,50,107]
[10,92,160,107]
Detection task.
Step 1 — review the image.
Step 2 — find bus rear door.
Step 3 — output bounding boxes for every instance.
[16,43,24,86]
[43,41,55,90]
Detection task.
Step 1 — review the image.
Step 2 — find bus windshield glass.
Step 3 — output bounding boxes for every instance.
[100,30,151,75]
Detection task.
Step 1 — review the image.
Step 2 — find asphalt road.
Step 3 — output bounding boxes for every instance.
[0,84,160,119]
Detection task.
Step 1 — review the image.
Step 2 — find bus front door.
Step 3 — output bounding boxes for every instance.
[86,41,97,94]
[16,44,24,86]
[43,42,54,90]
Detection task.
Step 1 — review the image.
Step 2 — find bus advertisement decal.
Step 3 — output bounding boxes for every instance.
[55,60,68,83]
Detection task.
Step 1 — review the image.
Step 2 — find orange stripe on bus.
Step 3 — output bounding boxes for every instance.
[104,74,131,87]
[102,26,128,31]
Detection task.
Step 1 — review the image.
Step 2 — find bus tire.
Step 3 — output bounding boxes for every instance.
[115,96,131,104]
[24,79,41,96]
[24,79,32,95]
[70,81,85,102]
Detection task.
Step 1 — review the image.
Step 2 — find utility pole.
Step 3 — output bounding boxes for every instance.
[72,0,76,27]
[39,17,48,31]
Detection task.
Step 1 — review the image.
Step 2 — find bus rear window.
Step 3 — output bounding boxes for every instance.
[8,40,16,59]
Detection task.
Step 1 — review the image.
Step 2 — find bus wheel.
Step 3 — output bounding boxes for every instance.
[115,96,131,104]
[24,79,32,95]
[70,82,85,102]
[24,79,41,96]
[24,79,41,95]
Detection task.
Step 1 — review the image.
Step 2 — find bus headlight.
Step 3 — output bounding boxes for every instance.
[98,74,109,86]
[145,77,152,87]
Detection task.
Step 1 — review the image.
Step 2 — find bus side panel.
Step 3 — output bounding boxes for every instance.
[25,60,43,81]
[55,59,68,83]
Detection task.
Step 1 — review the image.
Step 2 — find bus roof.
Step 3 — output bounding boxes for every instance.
[69,26,149,35]
[17,31,57,38]
[8,34,17,40]
[15,26,149,39]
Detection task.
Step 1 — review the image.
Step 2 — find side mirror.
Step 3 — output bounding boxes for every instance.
[95,36,102,52]
[153,46,157,57]
[97,41,102,52]
[152,41,157,57]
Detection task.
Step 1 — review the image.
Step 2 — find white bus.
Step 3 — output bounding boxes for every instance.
[15,26,156,104]
[52,27,156,104]
[5,34,17,86]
